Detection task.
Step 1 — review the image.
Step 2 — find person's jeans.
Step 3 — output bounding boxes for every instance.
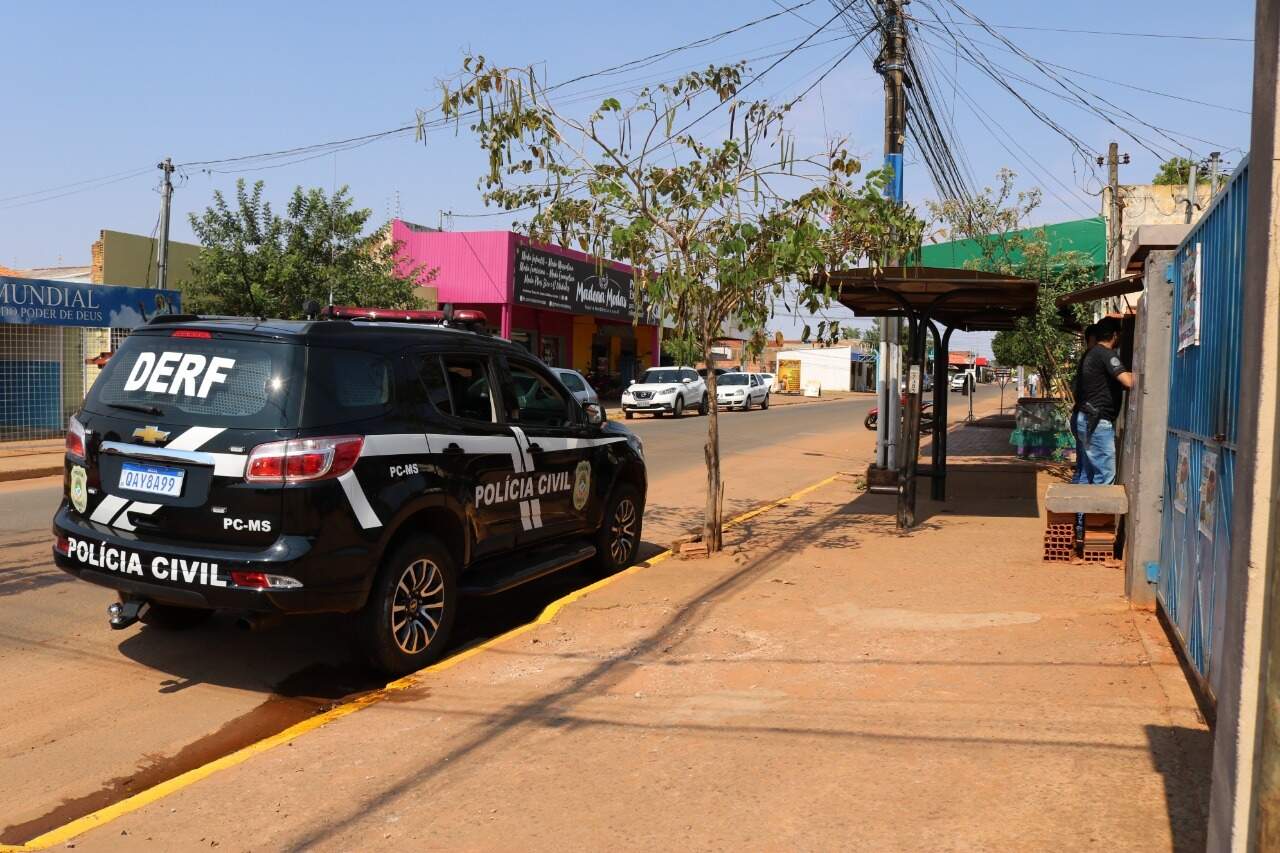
[1073,412,1117,485]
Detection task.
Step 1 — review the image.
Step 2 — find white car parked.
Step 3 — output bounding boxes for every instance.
[715,372,770,411]
[551,367,599,407]
[621,367,708,419]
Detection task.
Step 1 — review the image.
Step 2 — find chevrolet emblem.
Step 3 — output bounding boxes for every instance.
[132,425,170,445]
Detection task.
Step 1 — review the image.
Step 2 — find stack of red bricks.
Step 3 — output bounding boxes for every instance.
[1081,514,1118,563]
[1043,511,1076,562]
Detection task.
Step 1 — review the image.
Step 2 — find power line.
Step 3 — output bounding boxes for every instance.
[908,15,1251,116]
[943,20,1252,43]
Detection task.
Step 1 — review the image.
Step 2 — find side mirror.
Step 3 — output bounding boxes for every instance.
[682,377,692,384]
[584,402,606,425]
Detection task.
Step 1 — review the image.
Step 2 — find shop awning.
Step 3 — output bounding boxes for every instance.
[1055,273,1143,308]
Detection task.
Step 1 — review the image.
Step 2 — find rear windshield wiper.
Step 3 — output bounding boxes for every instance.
[105,401,166,416]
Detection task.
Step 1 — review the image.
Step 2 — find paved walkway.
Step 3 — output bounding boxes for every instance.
[0,439,62,483]
[69,426,1210,851]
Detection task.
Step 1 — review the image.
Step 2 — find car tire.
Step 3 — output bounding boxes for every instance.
[625,411,634,420]
[137,600,213,630]
[357,535,458,677]
[864,412,877,431]
[673,396,684,418]
[761,393,770,410]
[593,483,644,575]
[699,394,709,416]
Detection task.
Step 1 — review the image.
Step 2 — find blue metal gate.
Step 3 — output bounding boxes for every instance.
[1157,158,1248,700]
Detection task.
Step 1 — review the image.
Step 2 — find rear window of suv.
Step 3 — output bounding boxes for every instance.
[85,332,303,429]
[85,333,397,430]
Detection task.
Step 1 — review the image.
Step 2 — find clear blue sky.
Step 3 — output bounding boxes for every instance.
[0,1,1256,356]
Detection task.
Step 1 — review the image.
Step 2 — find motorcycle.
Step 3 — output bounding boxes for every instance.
[864,397,935,431]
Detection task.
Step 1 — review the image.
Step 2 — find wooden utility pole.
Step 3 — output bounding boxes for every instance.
[1098,143,1129,281]
[155,158,175,290]
[876,0,907,471]
[1184,157,1199,224]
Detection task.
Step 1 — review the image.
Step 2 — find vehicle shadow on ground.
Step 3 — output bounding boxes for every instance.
[113,538,674,699]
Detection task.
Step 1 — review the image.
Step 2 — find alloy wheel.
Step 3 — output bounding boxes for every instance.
[609,498,638,564]
[391,558,446,655]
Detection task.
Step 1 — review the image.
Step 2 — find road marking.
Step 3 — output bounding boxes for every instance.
[1,472,843,852]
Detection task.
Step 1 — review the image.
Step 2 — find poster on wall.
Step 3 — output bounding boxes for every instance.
[1178,242,1201,352]
[1173,439,1191,513]
[514,245,650,322]
[1198,448,1219,540]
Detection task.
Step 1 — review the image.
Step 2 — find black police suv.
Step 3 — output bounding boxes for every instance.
[52,308,647,675]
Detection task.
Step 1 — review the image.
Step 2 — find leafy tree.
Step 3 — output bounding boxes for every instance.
[442,57,921,550]
[929,169,1092,398]
[184,180,431,318]
[1153,156,1210,186]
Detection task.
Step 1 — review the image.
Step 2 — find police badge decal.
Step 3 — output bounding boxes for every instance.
[573,461,591,511]
[70,465,88,514]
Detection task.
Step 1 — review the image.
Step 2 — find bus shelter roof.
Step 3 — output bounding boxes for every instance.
[820,266,1040,331]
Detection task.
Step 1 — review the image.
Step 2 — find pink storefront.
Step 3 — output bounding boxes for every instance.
[392,221,660,383]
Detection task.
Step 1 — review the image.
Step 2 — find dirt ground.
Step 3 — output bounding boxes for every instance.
[61,416,1210,852]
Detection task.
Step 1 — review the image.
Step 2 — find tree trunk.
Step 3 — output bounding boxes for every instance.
[703,345,722,552]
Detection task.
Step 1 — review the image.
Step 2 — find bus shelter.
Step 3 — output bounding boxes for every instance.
[816,266,1039,528]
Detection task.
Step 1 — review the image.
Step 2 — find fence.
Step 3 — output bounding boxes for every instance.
[0,324,130,442]
[1157,157,1248,700]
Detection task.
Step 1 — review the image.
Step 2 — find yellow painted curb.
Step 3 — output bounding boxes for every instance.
[2,472,842,851]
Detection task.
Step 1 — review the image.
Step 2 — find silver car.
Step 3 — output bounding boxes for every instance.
[553,368,599,406]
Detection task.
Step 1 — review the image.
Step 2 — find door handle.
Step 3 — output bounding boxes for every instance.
[443,443,464,455]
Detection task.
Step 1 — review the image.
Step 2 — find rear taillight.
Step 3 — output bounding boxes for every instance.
[66,416,86,460]
[231,571,303,589]
[245,436,364,484]
[172,329,212,339]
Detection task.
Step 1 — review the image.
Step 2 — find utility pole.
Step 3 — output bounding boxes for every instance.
[155,158,175,290]
[875,0,907,470]
[1184,157,1199,224]
[1097,143,1129,282]
[1208,150,1222,198]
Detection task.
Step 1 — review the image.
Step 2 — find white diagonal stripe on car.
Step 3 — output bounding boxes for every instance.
[113,502,159,532]
[90,494,129,525]
[163,426,225,452]
[338,470,382,529]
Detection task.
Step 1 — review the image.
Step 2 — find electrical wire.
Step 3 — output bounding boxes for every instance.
[942,20,1252,43]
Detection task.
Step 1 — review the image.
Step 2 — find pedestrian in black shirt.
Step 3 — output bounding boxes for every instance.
[1072,317,1134,485]
[1071,323,1100,485]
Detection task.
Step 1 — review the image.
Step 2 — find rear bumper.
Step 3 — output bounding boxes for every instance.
[52,504,366,614]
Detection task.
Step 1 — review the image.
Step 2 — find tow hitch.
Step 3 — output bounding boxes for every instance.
[107,598,148,630]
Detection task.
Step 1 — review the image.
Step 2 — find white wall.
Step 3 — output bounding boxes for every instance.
[775,347,852,392]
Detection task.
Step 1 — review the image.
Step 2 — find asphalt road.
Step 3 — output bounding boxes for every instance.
[0,385,999,841]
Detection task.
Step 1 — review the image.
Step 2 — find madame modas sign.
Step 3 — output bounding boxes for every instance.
[514,246,648,322]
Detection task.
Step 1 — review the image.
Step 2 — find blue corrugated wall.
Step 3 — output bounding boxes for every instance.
[1157,158,1248,700]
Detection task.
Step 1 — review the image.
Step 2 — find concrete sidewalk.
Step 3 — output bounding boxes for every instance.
[71,421,1210,851]
[0,439,62,483]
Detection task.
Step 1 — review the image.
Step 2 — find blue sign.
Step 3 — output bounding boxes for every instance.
[0,276,182,329]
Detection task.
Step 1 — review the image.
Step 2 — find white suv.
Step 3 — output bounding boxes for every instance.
[621,367,708,419]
